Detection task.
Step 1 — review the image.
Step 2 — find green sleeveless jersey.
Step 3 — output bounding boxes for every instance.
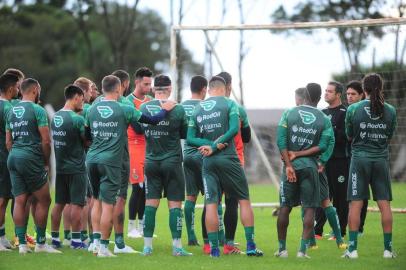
[345,100,397,159]
[181,99,201,156]
[188,96,240,157]
[85,100,141,167]
[0,99,12,161]
[51,110,86,174]
[139,100,187,161]
[6,101,49,160]
[277,105,334,170]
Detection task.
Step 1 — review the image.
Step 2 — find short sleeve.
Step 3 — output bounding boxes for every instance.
[74,114,85,136]
[35,105,49,127]
[228,100,239,117]
[238,105,250,128]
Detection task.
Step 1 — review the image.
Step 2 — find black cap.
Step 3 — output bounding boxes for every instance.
[154,74,171,88]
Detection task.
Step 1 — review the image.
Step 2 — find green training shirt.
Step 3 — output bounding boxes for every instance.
[187,96,240,157]
[0,99,12,162]
[181,99,201,156]
[139,100,187,161]
[277,105,334,170]
[51,109,86,174]
[85,100,142,167]
[6,101,49,160]
[345,99,397,159]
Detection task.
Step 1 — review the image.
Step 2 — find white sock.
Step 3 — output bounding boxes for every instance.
[138,219,144,231]
[129,220,135,230]
[144,237,153,248]
[173,238,182,249]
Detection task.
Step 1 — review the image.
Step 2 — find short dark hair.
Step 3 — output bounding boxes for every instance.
[135,67,153,79]
[154,74,171,88]
[112,70,130,84]
[190,75,207,93]
[209,76,226,89]
[216,72,232,86]
[346,80,363,94]
[295,87,306,100]
[328,81,344,94]
[21,78,39,93]
[305,83,322,103]
[64,84,84,100]
[3,68,25,80]
[0,73,19,94]
[102,75,121,93]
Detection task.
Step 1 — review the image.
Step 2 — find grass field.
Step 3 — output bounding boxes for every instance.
[0,183,405,270]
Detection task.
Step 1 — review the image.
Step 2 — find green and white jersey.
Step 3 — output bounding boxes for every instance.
[6,101,49,160]
[85,100,142,167]
[189,96,240,157]
[140,100,187,161]
[10,99,20,106]
[181,99,201,156]
[0,99,12,162]
[80,103,91,119]
[345,99,397,159]
[51,109,86,174]
[277,105,334,170]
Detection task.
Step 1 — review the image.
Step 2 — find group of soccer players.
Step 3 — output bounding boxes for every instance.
[275,75,397,259]
[0,66,397,260]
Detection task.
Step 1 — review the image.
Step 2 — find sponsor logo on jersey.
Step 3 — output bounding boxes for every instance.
[292,125,298,133]
[200,100,216,111]
[338,175,345,183]
[182,104,195,117]
[360,131,366,139]
[298,110,316,124]
[364,107,381,120]
[197,115,203,123]
[360,122,367,129]
[291,135,297,143]
[146,105,162,116]
[12,106,25,119]
[97,106,113,118]
[53,115,63,128]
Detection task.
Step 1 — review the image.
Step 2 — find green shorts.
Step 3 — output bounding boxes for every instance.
[119,161,130,199]
[144,158,185,201]
[202,155,249,205]
[87,162,121,204]
[0,162,12,199]
[86,177,93,198]
[319,172,329,202]
[348,157,392,201]
[7,155,48,197]
[279,166,320,208]
[183,153,204,196]
[55,173,87,206]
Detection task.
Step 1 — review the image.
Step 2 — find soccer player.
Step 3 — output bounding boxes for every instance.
[343,73,397,259]
[126,67,154,238]
[6,78,61,254]
[275,83,333,258]
[85,75,174,257]
[346,80,368,236]
[187,76,263,258]
[138,74,191,256]
[50,85,88,249]
[314,81,350,240]
[0,73,19,251]
[216,71,251,255]
[182,75,207,247]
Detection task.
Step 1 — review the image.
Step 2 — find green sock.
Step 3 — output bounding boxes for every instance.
[100,239,109,247]
[64,230,71,240]
[208,232,219,249]
[36,226,46,244]
[244,226,255,244]
[16,226,27,245]
[81,230,88,241]
[72,232,81,242]
[169,208,182,239]
[348,231,358,252]
[93,232,101,242]
[89,233,94,243]
[384,233,392,252]
[51,231,59,239]
[144,206,157,238]
[204,239,209,244]
[184,200,196,241]
[299,238,308,253]
[218,204,225,244]
[0,225,5,237]
[115,233,125,249]
[324,206,343,244]
[278,239,286,252]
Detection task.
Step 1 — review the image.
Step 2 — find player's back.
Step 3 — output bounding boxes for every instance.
[346,100,396,159]
[86,100,128,167]
[7,101,48,159]
[181,99,201,156]
[140,99,187,161]
[51,109,86,174]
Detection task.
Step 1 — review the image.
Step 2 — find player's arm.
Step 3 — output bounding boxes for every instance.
[137,100,176,125]
[186,119,214,147]
[36,107,51,166]
[213,101,240,147]
[179,110,188,140]
[84,110,92,142]
[345,104,354,141]
[388,105,397,141]
[276,109,296,182]
[239,106,251,143]
[76,116,90,148]
[4,106,13,151]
